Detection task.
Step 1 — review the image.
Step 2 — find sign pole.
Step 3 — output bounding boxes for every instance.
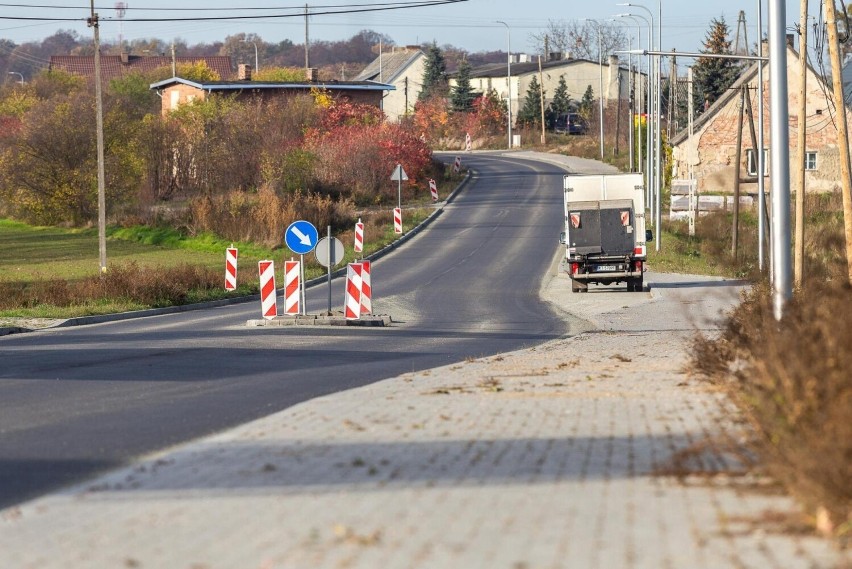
[300,254,305,315]
[397,164,402,211]
[327,226,332,315]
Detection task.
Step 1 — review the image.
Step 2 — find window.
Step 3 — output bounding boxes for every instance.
[746,148,769,176]
[805,151,818,171]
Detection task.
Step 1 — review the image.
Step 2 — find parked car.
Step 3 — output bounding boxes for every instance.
[553,113,588,135]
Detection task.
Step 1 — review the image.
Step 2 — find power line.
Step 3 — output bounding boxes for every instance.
[0,0,468,23]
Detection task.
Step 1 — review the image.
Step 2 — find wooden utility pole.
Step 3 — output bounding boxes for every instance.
[795,0,809,288]
[825,0,852,285]
[744,86,772,249]
[732,86,746,260]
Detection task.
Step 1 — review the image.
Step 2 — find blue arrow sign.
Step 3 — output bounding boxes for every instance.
[285,220,319,254]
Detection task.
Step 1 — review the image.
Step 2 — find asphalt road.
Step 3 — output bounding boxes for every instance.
[0,154,577,509]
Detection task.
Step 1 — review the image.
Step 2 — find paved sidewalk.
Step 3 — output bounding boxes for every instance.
[1,270,848,569]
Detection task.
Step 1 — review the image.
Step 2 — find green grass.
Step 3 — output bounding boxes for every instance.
[0,208,436,318]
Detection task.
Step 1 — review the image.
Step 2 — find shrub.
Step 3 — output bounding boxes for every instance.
[693,281,852,534]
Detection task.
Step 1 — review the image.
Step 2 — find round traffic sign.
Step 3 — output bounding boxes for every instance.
[285,220,318,254]
[315,237,345,268]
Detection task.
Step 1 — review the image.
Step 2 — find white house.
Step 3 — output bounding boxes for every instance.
[355,47,426,121]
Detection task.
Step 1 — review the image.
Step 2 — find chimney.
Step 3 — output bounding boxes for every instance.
[238,64,252,81]
[306,67,318,82]
[120,52,129,65]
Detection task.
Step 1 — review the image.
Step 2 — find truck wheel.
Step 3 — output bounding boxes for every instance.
[628,277,644,292]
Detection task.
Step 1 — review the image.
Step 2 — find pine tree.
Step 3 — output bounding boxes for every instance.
[419,42,448,101]
[450,59,476,112]
[692,17,740,112]
[578,85,595,119]
[547,75,573,127]
[517,76,545,127]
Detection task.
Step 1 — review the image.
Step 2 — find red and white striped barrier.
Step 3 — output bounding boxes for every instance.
[258,260,277,320]
[453,156,461,174]
[284,260,300,315]
[225,246,238,291]
[393,207,403,234]
[360,260,372,315]
[354,219,364,253]
[344,263,363,320]
[465,132,472,152]
[429,178,438,201]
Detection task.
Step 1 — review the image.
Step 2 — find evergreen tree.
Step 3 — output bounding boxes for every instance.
[578,85,595,119]
[692,17,740,112]
[450,59,476,112]
[517,75,545,127]
[547,75,573,127]
[419,42,448,101]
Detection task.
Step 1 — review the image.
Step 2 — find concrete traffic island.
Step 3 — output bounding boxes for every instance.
[246,312,393,327]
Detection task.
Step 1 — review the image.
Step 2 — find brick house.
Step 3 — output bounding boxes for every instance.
[49,54,234,82]
[355,47,426,121]
[671,42,846,195]
[150,65,394,116]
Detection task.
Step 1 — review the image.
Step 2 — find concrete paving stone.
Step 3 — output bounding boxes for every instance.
[0,268,849,569]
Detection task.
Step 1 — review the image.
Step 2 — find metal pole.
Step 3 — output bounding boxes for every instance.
[7,71,24,85]
[327,226,332,315]
[769,0,792,319]
[598,24,605,160]
[794,0,808,287]
[757,0,767,272]
[88,1,107,273]
[397,163,402,210]
[300,253,306,315]
[497,21,512,149]
[627,42,634,171]
[655,0,662,251]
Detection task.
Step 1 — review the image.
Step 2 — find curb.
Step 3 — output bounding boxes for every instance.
[0,169,474,335]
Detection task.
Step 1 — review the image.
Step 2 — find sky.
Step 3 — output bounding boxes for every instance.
[0,1,825,57]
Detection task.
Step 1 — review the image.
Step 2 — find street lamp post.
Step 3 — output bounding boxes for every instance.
[7,71,24,85]
[615,12,652,197]
[584,20,606,161]
[617,2,659,249]
[242,39,259,71]
[614,14,648,175]
[496,21,512,150]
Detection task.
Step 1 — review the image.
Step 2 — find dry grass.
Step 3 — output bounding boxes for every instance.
[692,281,852,540]
[0,261,225,311]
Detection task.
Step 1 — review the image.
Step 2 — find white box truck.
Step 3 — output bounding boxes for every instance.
[560,173,650,292]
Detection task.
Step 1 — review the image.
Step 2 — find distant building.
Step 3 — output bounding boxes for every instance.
[671,42,845,195]
[449,55,639,124]
[49,54,235,82]
[150,65,394,116]
[355,47,426,121]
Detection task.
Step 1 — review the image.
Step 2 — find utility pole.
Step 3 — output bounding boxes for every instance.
[88,0,107,274]
[795,0,809,288]
[538,55,546,144]
[732,86,746,260]
[304,4,310,70]
[825,0,852,285]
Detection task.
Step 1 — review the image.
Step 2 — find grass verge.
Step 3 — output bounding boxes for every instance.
[0,206,435,319]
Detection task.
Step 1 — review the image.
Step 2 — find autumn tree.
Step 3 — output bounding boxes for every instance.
[692,17,740,112]
[419,42,448,101]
